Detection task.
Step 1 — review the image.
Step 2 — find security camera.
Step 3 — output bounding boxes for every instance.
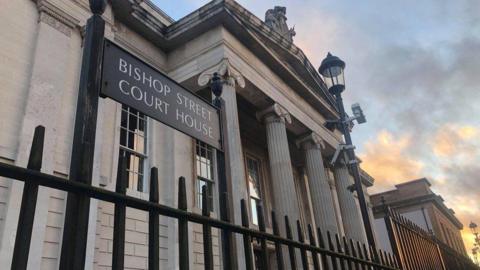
[351,103,366,124]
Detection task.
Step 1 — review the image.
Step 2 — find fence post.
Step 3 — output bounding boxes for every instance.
[297,221,309,270]
[202,185,214,270]
[149,168,160,270]
[308,225,320,270]
[178,177,189,270]
[112,156,127,269]
[59,1,105,269]
[271,211,285,270]
[383,204,404,269]
[257,203,269,270]
[285,216,297,270]
[240,199,254,270]
[11,126,45,270]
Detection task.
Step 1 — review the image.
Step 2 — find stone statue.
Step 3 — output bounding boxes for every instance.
[265,6,296,42]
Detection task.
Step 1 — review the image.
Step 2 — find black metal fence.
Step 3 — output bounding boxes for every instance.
[384,205,479,270]
[2,125,399,270]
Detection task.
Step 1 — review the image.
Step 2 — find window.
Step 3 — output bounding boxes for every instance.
[246,156,262,225]
[119,105,147,192]
[196,141,214,211]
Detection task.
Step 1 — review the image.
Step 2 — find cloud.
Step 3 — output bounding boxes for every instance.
[432,124,478,158]
[359,130,424,192]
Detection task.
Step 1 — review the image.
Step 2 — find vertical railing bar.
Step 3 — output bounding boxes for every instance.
[296,221,309,270]
[362,243,370,270]
[342,236,353,270]
[271,211,285,270]
[241,199,254,270]
[356,241,367,270]
[257,203,269,270]
[148,168,160,270]
[327,232,338,270]
[202,185,213,270]
[307,225,320,270]
[112,156,127,270]
[334,234,346,270]
[348,239,359,270]
[178,177,189,270]
[317,228,329,270]
[11,126,45,270]
[284,216,297,270]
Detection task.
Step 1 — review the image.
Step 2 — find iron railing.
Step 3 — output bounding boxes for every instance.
[384,205,479,270]
[2,125,399,270]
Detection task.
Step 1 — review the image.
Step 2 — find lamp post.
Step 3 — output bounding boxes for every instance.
[470,222,479,265]
[319,53,377,249]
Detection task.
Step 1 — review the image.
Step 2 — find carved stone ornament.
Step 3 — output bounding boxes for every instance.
[265,6,296,42]
[296,132,325,150]
[198,58,246,88]
[256,103,292,124]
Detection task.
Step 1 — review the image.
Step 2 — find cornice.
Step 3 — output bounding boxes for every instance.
[37,0,80,36]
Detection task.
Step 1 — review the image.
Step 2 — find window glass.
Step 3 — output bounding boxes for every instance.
[119,105,147,192]
[247,156,262,225]
[196,141,214,211]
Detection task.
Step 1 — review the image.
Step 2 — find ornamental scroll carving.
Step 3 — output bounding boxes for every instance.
[198,58,246,88]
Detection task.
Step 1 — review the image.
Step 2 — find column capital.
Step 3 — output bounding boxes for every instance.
[296,132,325,150]
[198,58,246,88]
[256,103,292,124]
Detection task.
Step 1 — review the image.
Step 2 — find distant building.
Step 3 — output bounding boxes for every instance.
[371,178,467,255]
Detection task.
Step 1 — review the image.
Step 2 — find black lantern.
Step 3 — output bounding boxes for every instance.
[319,52,346,95]
[210,72,223,98]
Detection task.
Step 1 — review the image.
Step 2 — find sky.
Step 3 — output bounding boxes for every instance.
[152,0,480,257]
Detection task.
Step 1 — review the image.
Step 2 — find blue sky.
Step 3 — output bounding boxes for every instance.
[152,0,480,253]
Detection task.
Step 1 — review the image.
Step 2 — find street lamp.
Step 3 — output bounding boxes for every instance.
[319,52,377,249]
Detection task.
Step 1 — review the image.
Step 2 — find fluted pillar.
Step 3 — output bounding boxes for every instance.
[333,161,367,243]
[257,104,302,269]
[258,104,300,232]
[296,133,338,235]
[198,58,248,269]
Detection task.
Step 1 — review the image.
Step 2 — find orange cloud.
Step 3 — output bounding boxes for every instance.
[432,124,479,157]
[359,130,424,192]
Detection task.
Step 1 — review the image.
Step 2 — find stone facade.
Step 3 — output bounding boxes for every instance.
[0,0,376,269]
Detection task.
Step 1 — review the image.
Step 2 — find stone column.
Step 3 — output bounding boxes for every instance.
[333,161,367,243]
[257,104,300,234]
[257,104,302,269]
[198,58,248,269]
[296,133,338,235]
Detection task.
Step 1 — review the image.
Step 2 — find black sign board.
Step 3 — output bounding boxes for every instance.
[101,40,221,149]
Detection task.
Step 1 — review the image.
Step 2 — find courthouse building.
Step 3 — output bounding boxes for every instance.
[0,0,376,269]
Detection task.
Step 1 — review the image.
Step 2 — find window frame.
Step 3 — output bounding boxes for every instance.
[245,153,265,226]
[118,104,149,193]
[194,140,216,212]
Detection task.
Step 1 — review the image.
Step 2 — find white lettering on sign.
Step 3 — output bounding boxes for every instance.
[101,41,221,149]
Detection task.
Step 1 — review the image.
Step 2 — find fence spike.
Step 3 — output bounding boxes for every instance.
[201,185,213,270]
[256,203,269,270]
[317,228,329,270]
[178,177,188,270]
[349,239,360,270]
[11,125,45,270]
[308,225,320,270]
[240,199,254,270]
[327,232,339,270]
[296,221,309,270]
[271,211,285,270]
[284,216,297,270]
[112,156,128,270]
[148,167,160,270]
